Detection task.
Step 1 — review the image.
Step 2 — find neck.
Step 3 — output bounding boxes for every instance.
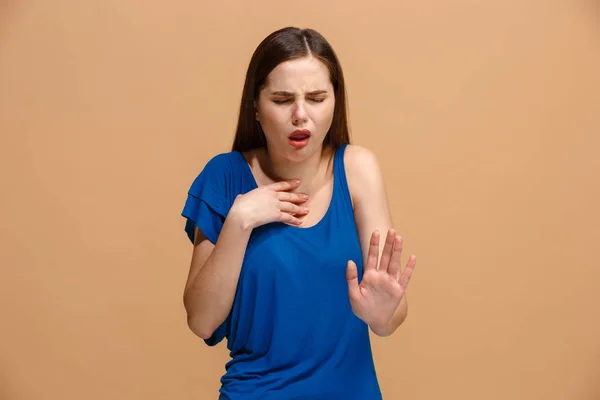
[261,146,329,194]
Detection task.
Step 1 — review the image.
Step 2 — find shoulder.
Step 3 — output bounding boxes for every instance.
[343,144,384,186]
[187,151,244,199]
[342,144,385,206]
[202,151,240,173]
[343,144,381,174]
[190,152,239,184]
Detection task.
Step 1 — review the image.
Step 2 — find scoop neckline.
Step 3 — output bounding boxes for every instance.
[234,149,336,231]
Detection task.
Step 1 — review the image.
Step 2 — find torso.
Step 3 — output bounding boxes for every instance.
[214,143,381,399]
[186,144,383,398]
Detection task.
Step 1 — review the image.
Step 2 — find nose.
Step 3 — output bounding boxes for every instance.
[292,101,308,126]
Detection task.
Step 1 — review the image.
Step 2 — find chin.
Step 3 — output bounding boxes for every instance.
[281,150,309,164]
[286,143,323,163]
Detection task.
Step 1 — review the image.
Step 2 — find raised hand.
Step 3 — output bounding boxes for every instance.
[346,229,416,331]
[230,180,309,229]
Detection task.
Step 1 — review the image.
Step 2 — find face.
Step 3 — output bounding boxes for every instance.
[255,56,335,162]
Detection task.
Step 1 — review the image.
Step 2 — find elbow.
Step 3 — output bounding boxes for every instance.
[186,314,215,340]
[183,290,227,340]
[183,291,213,340]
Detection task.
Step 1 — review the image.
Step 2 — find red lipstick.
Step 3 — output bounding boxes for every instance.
[288,129,311,148]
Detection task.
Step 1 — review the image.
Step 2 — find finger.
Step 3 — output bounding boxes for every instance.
[279,201,309,215]
[379,229,396,274]
[387,235,403,277]
[365,230,380,272]
[277,191,309,204]
[279,212,303,226]
[269,179,301,192]
[346,260,361,302]
[398,255,416,288]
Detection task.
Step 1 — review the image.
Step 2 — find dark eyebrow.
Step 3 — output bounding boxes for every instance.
[271,90,328,96]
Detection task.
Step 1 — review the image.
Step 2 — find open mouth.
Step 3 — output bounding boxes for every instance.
[288,131,311,148]
[289,133,310,141]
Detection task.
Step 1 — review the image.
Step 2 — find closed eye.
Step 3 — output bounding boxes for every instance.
[272,98,325,104]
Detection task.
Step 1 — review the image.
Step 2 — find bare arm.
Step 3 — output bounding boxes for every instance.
[183,209,252,340]
[346,145,409,336]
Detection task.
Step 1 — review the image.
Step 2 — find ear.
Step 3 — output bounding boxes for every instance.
[254,101,259,121]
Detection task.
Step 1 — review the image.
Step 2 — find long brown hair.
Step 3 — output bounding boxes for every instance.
[231,27,351,152]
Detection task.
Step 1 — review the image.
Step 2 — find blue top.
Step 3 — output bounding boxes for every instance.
[181,144,382,399]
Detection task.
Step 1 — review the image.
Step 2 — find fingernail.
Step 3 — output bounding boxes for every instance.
[303,208,310,213]
[293,179,301,184]
[302,194,309,199]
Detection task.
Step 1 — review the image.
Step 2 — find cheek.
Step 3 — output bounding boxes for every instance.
[313,104,335,129]
[260,107,287,127]
[258,108,291,142]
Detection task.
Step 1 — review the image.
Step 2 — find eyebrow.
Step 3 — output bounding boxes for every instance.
[270,90,328,96]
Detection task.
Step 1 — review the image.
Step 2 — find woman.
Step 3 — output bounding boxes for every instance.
[181,26,417,399]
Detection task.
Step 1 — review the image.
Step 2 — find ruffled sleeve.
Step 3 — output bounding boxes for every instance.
[181,154,233,346]
[181,154,231,245]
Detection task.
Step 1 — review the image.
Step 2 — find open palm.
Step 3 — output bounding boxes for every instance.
[346,229,416,330]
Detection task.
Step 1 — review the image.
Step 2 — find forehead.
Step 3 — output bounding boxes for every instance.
[264,56,332,91]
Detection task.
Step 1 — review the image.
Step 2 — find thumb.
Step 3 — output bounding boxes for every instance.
[346,260,360,300]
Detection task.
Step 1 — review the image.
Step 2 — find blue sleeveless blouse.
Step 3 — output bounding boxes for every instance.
[182,144,382,399]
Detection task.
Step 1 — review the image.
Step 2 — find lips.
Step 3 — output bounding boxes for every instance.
[289,129,311,140]
[288,129,311,148]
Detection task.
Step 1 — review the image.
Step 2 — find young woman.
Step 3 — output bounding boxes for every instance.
[181,26,417,400]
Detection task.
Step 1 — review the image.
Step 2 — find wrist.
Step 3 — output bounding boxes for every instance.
[227,203,254,232]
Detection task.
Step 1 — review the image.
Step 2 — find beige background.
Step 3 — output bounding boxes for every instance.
[1,0,599,399]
